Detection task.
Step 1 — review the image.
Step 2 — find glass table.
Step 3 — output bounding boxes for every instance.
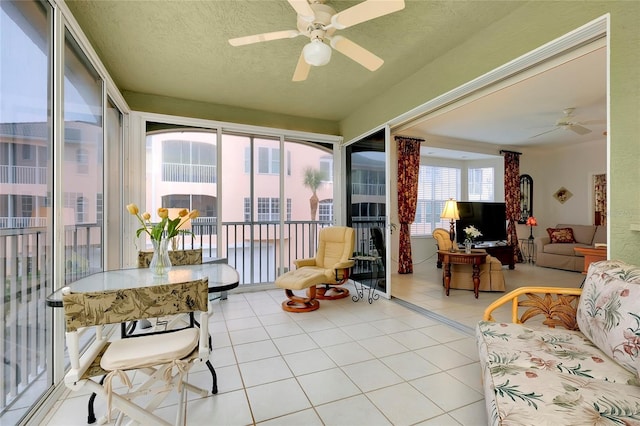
[46,262,240,308]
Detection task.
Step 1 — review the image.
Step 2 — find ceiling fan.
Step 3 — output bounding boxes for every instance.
[529,107,596,139]
[228,0,405,82]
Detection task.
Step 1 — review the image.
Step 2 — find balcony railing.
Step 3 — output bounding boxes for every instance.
[162,162,216,183]
[0,218,385,414]
[351,182,386,196]
[0,165,47,185]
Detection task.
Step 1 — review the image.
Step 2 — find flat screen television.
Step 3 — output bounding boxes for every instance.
[455,202,507,244]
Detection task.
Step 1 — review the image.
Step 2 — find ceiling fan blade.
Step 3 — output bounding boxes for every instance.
[529,127,560,139]
[579,119,606,125]
[330,36,383,71]
[287,0,314,21]
[568,124,592,135]
[229,30,300,47]
[292,50,311,82]
[331,0,405,29]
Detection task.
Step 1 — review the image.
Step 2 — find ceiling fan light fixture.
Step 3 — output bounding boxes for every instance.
[303,39,332,66]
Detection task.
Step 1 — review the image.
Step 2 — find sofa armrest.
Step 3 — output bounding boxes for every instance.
[482,286,582,330]
[534,236,550,252]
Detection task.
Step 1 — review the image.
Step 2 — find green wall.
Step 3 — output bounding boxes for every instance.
[124,90,340,135]
[339,2,640,266]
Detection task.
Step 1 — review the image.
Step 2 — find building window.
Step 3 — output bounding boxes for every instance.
[76,148,89,174]
[257,147,280,174]
[22,144,32,160]
[412,165,460,236]
[320,156,333,182]
[76,196,86,223]
[245,197,290,222]
[468,167,494,201]
[96,193,103,224]
[319,199,333,222]
[244,197,251,222]
[257,197,279,221]
[162,139,216,183]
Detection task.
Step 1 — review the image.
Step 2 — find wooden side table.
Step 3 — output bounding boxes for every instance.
[438,250,488,298]
[574,246,607,274]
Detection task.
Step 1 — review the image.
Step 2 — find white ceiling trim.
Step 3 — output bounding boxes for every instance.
[389,14,608,133]
[136,111,342,144]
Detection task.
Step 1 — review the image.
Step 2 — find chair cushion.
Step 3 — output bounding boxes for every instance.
[101,328,199,370]
[275,268,328,290]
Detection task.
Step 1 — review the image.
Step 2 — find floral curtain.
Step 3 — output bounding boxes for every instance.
[396,136,423,274]
[502,150,523,264]
[594,174,606,225]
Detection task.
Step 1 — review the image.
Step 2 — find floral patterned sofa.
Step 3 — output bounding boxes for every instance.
[476,260,640,425]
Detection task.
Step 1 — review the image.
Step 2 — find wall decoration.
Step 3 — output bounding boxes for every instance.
[553,187,572,204]
[519,174,533,223]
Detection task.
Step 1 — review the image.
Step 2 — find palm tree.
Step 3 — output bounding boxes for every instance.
[303,167,325,221]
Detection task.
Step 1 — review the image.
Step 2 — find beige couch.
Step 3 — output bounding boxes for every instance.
[534,223,606,271]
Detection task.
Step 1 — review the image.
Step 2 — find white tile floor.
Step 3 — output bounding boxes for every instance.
[41,258,582,425]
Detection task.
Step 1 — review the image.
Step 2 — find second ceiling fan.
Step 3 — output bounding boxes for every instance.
[530,107,601,139]
[228,0,405,81]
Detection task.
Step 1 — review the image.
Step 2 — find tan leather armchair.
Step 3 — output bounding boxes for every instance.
[433,228,457,268]
[433,228,505,292]
[294,226,355,300]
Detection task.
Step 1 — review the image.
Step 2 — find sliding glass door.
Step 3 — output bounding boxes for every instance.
[345,128,391,298]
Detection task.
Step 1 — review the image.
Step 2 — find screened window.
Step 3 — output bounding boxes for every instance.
[412,165,460,235]
[468,167,494,201]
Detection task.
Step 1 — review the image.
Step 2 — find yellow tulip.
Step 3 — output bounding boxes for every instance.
[178,209,188,218]
[157,208,169,219]
[126,204,139,215]
[188,209,200,220]
[142,212,151,221]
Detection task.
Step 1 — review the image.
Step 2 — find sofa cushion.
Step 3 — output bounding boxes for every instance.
[577,260,640,376]
[546,227,576,244]
[477,321,638,385]
[543,243,591,256]
[477,321,640,426]
[557,224,597,245]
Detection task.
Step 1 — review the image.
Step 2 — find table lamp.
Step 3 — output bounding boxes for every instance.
[440,199,460,252]
[526,216,538,240]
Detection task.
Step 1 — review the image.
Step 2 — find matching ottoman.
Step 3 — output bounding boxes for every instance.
[275,268,328,312]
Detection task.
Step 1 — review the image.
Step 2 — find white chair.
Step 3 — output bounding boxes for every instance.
[62,279,211,425]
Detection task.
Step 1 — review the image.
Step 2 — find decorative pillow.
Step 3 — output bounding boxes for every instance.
[546,227,576,243]
[577,260,640,376]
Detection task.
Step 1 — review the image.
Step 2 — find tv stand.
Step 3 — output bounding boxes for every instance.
[475,242,515,269]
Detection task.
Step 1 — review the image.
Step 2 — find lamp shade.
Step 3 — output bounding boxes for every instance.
[440,199,460,220]
[526,216,538,226]
[303,39,332,66]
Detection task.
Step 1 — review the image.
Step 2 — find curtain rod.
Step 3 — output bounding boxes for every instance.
[394,136,425,142]
[499,149,523,155]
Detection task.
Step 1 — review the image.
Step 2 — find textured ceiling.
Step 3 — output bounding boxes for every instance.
[65,0,606,157]
[65,0,525,122]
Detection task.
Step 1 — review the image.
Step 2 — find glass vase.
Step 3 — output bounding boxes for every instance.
[150,237,172,276]
[464,241,472,254]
